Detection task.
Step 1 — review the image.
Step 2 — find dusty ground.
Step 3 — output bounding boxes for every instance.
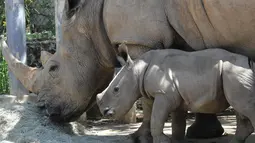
[0,95,254,143]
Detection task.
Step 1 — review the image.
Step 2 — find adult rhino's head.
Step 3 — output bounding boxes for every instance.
[1,0,118,122]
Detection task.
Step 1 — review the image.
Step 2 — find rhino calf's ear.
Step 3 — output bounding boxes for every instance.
[118,42,129,54]
[118,43,134,66]
[117,56,126,66]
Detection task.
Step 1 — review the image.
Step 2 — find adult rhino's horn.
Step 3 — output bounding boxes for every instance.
[0,38,42,93]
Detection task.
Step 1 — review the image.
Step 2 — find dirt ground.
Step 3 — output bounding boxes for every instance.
[0,95,254,143]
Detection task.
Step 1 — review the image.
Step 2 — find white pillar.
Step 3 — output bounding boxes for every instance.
[5,0,28,96]
[54,0,65,49]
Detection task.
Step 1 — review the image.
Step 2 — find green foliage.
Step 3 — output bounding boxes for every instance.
[0,0,55,35]
[27,31,55,41]
[0,0,5,34]
[0,53,9,94]
[25,0,55,33]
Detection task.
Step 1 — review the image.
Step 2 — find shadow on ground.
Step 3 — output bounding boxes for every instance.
[0,95,254,143]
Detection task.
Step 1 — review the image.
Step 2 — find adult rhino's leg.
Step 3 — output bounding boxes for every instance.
[171,109,187,141]
[186,113,224,138]
[119,103,137,123]
[131,97,153,143]
[86,104,102,120]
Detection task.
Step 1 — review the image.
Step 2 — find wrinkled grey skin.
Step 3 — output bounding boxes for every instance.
[97,46,255,143]
[2,0,255,140]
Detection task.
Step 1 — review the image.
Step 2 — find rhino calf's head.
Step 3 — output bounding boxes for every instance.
[97,44,146,119]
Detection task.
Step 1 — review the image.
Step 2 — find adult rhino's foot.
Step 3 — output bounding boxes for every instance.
[131,133,153,143]
[186,113,224,139]
[153,134,172,143]
[130,121,152,143]
[229,139,245,143]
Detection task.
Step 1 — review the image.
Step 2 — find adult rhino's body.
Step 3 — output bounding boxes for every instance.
[2,0,255,141]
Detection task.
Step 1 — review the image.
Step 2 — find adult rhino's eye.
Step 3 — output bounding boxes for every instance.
[49,65,59,72]
[49,64,59,78]
[114,86,119,93]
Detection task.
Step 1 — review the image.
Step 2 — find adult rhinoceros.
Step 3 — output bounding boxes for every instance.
[2,0,255,142]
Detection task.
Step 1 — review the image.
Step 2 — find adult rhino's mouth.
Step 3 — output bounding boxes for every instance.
[39,98,87,122]
[37,90,97,122]
[46,106,85,122]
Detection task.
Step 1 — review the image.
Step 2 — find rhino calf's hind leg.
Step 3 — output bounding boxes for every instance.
[222,61,255,143]
[229,113,254,143]
[131,97,153,143]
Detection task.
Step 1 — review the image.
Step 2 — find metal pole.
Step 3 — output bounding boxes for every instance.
[55,0,65,49]
[5,0,28,96]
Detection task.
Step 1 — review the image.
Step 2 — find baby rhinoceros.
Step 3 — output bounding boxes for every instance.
[97,43,255,143]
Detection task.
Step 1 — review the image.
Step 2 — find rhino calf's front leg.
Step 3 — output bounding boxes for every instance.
[131,97,153,143]
[151,93,181,143]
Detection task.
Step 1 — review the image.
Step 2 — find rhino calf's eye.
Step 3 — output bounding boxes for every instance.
[114,86,119,92]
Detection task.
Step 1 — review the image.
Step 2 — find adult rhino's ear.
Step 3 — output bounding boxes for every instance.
[67,0,82,10]
[118,43,134,66]
[65,0,83,18]
[40,51,53,66]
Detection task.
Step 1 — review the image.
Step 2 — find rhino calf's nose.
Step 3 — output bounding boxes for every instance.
[103,107,115,117]
[103,107,110,116]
